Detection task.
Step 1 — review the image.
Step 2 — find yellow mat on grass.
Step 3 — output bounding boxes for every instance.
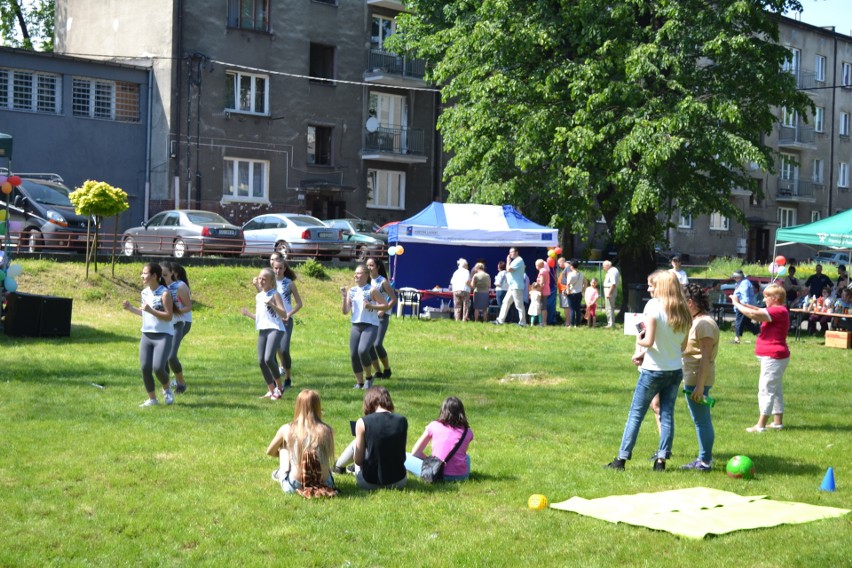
[550,487,849,539]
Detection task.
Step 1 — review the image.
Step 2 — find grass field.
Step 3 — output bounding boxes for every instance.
[1,259,849,566]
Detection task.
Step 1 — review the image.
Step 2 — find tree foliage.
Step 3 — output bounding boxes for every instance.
[0,0,54,51]
[70,180,129,219]
[394,0,812,278]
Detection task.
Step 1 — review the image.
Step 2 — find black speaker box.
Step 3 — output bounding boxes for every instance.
[4,292,72,337]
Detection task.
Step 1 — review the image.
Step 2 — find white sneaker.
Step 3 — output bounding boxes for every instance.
[365,379,373,389]
[353,383,363,389]
[271,388,282,400]
[279,366,285,374]
[163,388,174,405]
[140,398,159,407]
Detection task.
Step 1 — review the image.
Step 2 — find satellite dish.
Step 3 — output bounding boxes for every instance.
[366,117,379,133]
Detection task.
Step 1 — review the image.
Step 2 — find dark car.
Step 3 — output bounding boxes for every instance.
[5,177,91,252]
[122,210,244,258]
[324,218,387,260]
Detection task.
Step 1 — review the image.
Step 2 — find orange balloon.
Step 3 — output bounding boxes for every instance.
[554,247,563,255]
[547,257,556,268]
[1,182,12,194]
[774,255,786,266]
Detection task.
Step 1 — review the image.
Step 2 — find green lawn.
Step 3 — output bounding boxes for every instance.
[1,259,848,566]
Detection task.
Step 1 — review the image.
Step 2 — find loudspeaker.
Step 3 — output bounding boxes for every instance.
[4,292,72,337]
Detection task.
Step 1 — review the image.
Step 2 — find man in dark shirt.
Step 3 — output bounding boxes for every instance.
[805,264,832,297]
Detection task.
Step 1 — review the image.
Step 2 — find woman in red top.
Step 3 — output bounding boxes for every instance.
[731,284,790,432]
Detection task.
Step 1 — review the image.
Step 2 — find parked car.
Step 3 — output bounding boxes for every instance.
[241,213,346,259]
[811,250,851,266]
[5,176,91,253]
[122,210,244,258]
[324,218,387,260]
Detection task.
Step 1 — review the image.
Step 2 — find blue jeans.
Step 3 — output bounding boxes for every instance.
[684,385,714,463]
[404,453,471,482]
[735,311,758,338]
[618,368,682,460]
[568,293,582,326]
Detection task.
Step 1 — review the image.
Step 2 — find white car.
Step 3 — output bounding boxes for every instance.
[242,213,346,259]
[812,250,851,266]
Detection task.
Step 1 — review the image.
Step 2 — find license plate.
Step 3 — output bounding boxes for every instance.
[318,231,332,239]
[218,229,236,236]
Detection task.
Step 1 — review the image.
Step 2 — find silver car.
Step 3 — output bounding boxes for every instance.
[122,209,244,258]
[242,213,346,259]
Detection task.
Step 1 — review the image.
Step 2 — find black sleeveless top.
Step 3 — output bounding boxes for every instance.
[361,412,408,485]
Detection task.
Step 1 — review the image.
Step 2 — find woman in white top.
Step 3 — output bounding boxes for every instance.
[241,268,289,400]
[450,258,471,322]
[271,259,303,390]
[163,261,192,394]
[606,270,691,472]
[341,265,388,389]
[122,263,175,407]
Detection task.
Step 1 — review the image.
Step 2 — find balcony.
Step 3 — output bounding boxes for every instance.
[364,48,427,87]
[366,0,405,11]
[776,178,816,202]
[777,123,817,149]
[788,69,817,90]
[361,125,428,164]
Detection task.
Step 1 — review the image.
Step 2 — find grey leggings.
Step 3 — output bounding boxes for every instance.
[369,316,390,362]
[140,332,173,393]
[258,329,284,385]
[277,318,294,370]
[350,323,378,374]
[168,321,192,374]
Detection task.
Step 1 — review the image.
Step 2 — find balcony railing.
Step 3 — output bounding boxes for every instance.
[364,125,425,155]
[367,48,426,80]
[778,123,816,146]
[777,178,815,200]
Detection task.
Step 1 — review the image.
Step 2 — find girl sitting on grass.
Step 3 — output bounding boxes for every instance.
[405,396,474,482]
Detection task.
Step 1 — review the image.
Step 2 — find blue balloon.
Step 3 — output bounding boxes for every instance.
[4,276,17,292]
[7,264,22,277]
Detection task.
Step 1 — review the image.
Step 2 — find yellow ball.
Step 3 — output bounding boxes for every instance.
[528,494,548,510]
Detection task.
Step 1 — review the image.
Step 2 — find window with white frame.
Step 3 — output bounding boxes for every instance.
[811,210,821,223]
[371,15,396,50]
[367,169,405,210]
[815,54,826,82]
[813,159,824,184]
[840,162,850,188]
[225,71,268,115]
[678,213,693,229]
[778,207,796,228]
[780,153,797,181]
[841,112,850,137]
[0,68,61,114]
[227,0,269,32]
[709,212,729,231]
[783,47,800,77]
[814,107,824,132]
[781,107,796,127]
[223,157,269,202]
[72,77,140,122]
[843,62,852,87]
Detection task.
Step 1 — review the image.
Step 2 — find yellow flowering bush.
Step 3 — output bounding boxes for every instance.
[69,180,129,218]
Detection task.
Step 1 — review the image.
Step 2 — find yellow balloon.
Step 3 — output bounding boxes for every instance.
[528,494,548,510]
[1,182,11,194]
[396,245,405,256]
[0,209,6,221]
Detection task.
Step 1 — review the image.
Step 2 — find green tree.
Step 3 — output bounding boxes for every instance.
[70,180,129,278]
[0,0,54,51]
[395,0,812,302]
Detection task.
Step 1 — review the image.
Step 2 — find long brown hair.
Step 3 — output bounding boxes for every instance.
[286,390,334,468]
[652,271,692,334]
[437,396,469,429]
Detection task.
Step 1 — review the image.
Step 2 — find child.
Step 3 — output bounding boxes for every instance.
[585,278,599,327]
[528,282,543,326]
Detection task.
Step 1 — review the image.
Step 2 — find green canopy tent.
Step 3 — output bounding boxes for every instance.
[774,209,852,261]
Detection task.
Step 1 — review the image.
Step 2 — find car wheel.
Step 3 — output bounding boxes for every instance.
[355,245,368,262]
[173,238,188,259]
[275,241,289,259]
[21,229,43,253]
[122,237,137,257]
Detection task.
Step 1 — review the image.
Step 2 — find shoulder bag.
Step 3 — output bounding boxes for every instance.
[420,427,468,484]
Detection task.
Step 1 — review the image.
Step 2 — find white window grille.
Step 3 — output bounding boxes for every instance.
[72,77,140,122]
[0,68,60,114]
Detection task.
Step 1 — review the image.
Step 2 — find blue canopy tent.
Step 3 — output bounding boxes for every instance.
[387,202,558,290]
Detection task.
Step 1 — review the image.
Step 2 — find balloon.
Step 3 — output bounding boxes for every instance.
[554,247,563,255]
[1,182,11,194]
[0,175,6,184]
[8,264,23,277]
[396,245,404,256]
[3,276,17,292]
[547,257,556,268]
[777,266,787,277]
[388,246,397,257]
[7,175,21,187]
[0,209,6,220]
[547,249,556,258]
[774,255,786,266]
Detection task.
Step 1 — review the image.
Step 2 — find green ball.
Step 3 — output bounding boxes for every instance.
[726,455,755,479]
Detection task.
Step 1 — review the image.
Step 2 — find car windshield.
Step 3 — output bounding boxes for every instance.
[286,215,326,227]
[185,211,231,225]
[22,181,73,207]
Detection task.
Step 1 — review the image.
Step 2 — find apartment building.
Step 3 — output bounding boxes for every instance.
[55,0,444,228]
[665,17,852,264]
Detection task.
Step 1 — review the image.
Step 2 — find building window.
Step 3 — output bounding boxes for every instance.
[840,162,850,188]
[367,169,405,210]
[227,0,269,32]
[371,15,396,49]
[780,153,797,181]
[842,62,852,87]
[307,125,332,165]
[0,68,61,114]
[814,107,824,132]
[811,210,822,223]
[678,213,693,229]
[815,54,826,82]
[309,43,335,82]
[840,112,850,137]
[783,47,800,76]
[778,207,796,228]
[225,71,268,115]
[750,179,763,207]
[781,107,796,128]
[223,157,269,202]
[813,159,824,184]
[72,77,140,122]
[709,212,729,231]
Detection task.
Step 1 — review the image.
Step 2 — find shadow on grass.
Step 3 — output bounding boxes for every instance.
[714,453,823,476]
